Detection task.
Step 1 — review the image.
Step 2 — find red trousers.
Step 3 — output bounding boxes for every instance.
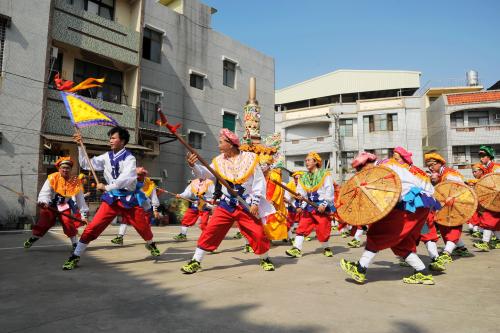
[437,224,462,244]
[181,208,210,230]
[33,207,78,238]
[421,212,439,243]
[296,211,332,242]
[80,201,153,244]
[468,211,480,226]
[366,208,429,257]
[287,211,301,229]
[197,206,270,254]
[479,210,500,231]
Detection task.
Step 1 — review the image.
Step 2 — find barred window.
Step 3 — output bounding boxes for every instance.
[0,18,6,73]
[140,90,161,125]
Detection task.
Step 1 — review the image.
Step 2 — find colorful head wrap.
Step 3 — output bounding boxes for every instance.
[292,170,304,178]
[424,152,446,164]
[306,151,322,167]
[258,154,274,165]
[472,163,487,173]
[136,167,148,176]
[55,156,73,169]
[220,128,240,147]
[479,145,495,159]
[394,146,413,165]
[351,152,377,169]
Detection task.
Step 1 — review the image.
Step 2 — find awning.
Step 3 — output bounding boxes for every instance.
[41,134,152,152]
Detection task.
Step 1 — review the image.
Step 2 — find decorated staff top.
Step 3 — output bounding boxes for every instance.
[244,77,261,143]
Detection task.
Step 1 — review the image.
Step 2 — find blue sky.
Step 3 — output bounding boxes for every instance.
[203,0,500,90]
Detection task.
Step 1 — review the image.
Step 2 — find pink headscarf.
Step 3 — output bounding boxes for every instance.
[394,146,413,165]
[351,152,377,169]
[220,128,240,147]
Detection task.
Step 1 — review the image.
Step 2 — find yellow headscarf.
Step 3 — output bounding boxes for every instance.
[259,154,274,165]
[306,151,322,166]
[424,152,446,164]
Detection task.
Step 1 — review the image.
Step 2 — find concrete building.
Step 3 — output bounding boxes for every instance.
[427,89,500,178]
[139,0,275,193]
[275,70,422,181]
[0,0,274,225]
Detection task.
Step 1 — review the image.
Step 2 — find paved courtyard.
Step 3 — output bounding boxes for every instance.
[1,225,498,333]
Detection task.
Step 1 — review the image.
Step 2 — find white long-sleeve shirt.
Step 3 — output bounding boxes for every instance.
[38,179,89,217]
[78,147,137,192]
[191,154,275,218]
[179,180,215,209]
[295,172,334,209]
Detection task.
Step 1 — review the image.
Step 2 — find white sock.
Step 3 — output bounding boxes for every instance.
[73,242,88,256]
[146,239,154,245]
[456,239,465,248]
[70,236,78,244]
[294,235,305,250]
[473,225,479,232]
[405,252,425,271]
[259,253,269,260]
[118,223,128,236]
[359,250,376,269]
[426,241,439,259]
[468,223,473,230]
[181,226,188,235]
[494,231,500,239]
[444,241,456,254]
[354,229,363,241]
[482,229,492,242]
[320,241,330,249]
[193,247,206,262]
[288,230,293,239]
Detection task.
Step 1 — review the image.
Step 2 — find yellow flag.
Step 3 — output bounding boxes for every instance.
[61,92,118,128]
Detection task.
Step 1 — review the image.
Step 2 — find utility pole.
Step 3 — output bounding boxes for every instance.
[328,110,343,183]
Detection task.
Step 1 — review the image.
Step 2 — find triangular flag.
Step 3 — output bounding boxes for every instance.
[60,92,118,128]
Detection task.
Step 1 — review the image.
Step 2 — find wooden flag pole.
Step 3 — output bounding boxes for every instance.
[74,126,101,186]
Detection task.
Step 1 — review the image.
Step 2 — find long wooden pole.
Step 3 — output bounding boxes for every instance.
[270,179,319,209]
[158,188,196,204]
[164,127,255,214]
[74,126,101,186]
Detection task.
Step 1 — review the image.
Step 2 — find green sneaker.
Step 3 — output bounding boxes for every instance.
[471,231,482,239]
[347,239,362,248]
[233,231,243,239]
[399,259,411,267]
[146,242,161,257]
[340,259,366,283]
[173,233,187,241]
[111,235,124,245]
[260,258,275,271]
[428,257,446,272]
[451,247,473,257]
[402,271,435,285]
[181,259,201,274]
[23,237,38,249]
[341,231,350,238]
[323,247,334,257]
[305,236,312,241]
[242,244,254,253]
[285,247,302,258]
[331,226,336,233]
[473,241,490,252]
[437,253,453,264]
[62,255,80,270]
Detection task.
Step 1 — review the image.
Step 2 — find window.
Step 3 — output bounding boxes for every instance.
[363,114,398,132]
[0,17,6,73]
[140,90,161,125]
[223,60,236,88]
[294,161,304,167]
[222,112,236,132]
[190,73,204,90]
[85,0,115,20]
[468,111,489,127]
[341,151,356,171]
[450,111,464,128]
[74,59,123,103]
[188,131,203,149]
[452,146,466,163]
[366,148,394,160]
[142,28,162,63]
[339,119,354,137]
